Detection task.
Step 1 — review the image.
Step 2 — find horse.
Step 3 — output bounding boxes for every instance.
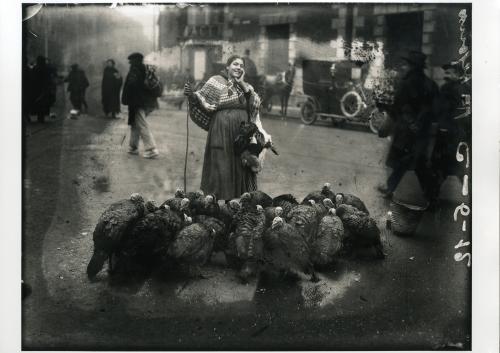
[258,66,295,117]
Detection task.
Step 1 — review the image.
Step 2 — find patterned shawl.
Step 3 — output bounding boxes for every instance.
[188,71,261,130]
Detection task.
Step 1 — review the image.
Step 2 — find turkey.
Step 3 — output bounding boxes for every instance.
[225,193,266,282]
[335,193,369,214]
[307,199,328,220]
[160,196,190,215]
[217,199,241,229]
[247,190,273,208]
[175,189,205,216]
[272,193,298,217]
[302,182,336,205]
[335,204,385,259]
[197,194,220,218]
[309,198,345,269]
[167,221,216,277]
[195,214,227,255]
[286,202,321,246]
[87,193,145,280]
[264,206,283,228]
[115,204,183,275]
[261,216,319,282]
[241,150,262,173]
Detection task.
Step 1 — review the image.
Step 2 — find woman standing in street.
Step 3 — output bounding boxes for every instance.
[101,59,123,118]
[185,55,271,201]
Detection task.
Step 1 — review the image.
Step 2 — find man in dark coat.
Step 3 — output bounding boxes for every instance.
[426,61,471,203]
[29,56,53,123]
[377,51,439,200]
[121,52,159,159]
[101,59,123,118]
[65,64,89,114]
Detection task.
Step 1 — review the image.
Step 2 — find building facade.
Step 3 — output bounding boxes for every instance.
[157,3,471,91]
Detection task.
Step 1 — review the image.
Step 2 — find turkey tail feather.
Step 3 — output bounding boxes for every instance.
[87,249,108,280]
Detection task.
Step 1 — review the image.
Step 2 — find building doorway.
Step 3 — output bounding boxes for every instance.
[384,12,424,68]
[266,24,290,74]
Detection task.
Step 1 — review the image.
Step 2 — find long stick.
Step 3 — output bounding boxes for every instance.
[184,100,189,193]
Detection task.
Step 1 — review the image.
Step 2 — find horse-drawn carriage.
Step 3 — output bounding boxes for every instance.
[298,59,391,133]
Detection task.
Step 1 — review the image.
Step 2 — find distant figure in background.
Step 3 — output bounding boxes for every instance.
[101,59,123,118]
[377,51,438,201]
[29,55,53,123]
[46,58,60,119]
[243,49,258,89]
[427,61,471,206]
[122,52,160,159]
[281,62,295,116]
[65,64,89,115]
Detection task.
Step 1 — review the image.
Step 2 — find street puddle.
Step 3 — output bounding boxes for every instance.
[300,271,360,308]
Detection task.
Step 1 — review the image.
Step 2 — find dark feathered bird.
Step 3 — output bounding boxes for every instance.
[175,189,205,216]
[167,222,216,276]
[286,202,321,246]
[116,205,181,273]
[87,193,145,280]
[197,194,220,218]
[225,193,266,281]
[302,182,336,204]
[264,206,283,228]
[247,190,273,208]
[309,199,345,268]
[335,193,369,214]
[272,194,298,217]
[160,196,190,215]
[306,199,328,220]
[195,214,227,254]
[335,204,384,259]
[217,199,241,229]
[261,216,318,282]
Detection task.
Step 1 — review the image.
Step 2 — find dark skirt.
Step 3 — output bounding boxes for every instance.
[201,108,257,200]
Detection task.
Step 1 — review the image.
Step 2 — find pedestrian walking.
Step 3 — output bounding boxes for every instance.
[101,59,123,118]
[184,55,271,201]
[426,61,471,206]
[377,51,438,201]
[121,52,160,159]
[29,55,53,123]
[65,64,89,115]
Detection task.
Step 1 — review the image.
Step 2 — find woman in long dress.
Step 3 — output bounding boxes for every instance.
[186,55,271,201]
[101,59,123,118]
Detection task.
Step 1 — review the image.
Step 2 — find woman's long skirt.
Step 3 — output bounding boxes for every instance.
[201,108,257,200]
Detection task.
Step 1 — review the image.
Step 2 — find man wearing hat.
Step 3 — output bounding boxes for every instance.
[122,52,159,159]
[378,51,439,201]
[426,61,471,204]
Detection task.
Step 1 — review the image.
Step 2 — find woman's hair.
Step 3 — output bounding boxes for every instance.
[225,55,244,68]
[106,59,115,66]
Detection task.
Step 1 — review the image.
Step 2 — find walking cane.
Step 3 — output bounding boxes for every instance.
[184,99,189,193]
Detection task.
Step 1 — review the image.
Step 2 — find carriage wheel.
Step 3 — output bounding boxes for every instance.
[300,100,317,125]
[368,107,388,134]
[340,90,363,118]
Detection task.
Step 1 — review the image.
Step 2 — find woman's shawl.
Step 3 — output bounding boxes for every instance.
[190,72,261,125]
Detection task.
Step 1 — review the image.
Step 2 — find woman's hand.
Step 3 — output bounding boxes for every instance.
[234,69,250,92]
[184,82,194,97]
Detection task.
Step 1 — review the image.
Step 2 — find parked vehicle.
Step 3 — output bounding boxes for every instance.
[298,59,390,134]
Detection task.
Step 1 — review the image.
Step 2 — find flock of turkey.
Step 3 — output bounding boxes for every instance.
[87,183,386,284]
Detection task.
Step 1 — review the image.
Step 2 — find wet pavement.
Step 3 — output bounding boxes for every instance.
[22,98,471,350]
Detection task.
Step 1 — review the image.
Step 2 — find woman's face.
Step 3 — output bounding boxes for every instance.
[226,58,244,79]
[106,61,114,68]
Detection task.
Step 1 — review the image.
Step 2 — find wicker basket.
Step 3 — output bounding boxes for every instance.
[389,201,426,235]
